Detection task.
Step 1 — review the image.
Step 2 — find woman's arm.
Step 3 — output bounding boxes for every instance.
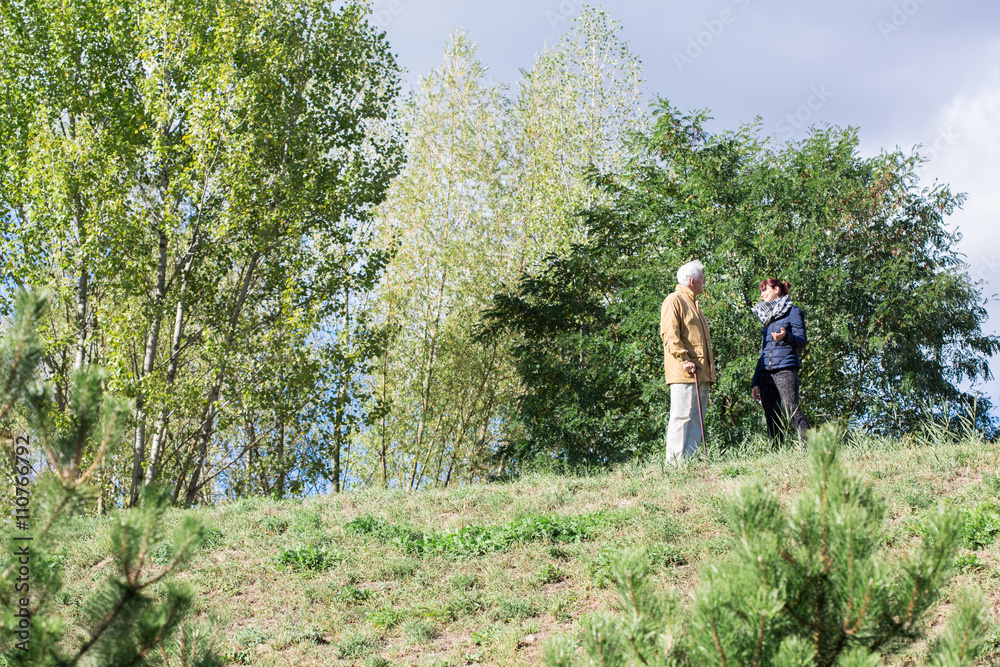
[751,355,763,387]
[785,307,807,350]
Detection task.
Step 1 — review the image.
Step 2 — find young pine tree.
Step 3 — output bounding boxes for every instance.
[547,425,991,666]
[0,291,219,665]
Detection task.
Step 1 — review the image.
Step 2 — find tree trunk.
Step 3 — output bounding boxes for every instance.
[411,270,448,490]
[73,264,89,371]
[183,250,260,506]
[129,228,168,506]
[275,416,285,498]
[71,169,89,372]
[145,237,199,488]
[184,400,217,506]
[379,331,390,488]
[332,409,342,493]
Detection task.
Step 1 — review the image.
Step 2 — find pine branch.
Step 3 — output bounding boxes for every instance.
[70,584,139,664]
[709,614,729,667]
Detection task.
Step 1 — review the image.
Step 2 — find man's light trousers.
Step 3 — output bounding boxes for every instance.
[666,382,709,463]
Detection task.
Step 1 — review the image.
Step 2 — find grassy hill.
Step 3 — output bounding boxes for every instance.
[56,431,1000,666]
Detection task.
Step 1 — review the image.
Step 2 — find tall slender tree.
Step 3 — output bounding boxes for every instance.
[357,9,646,488]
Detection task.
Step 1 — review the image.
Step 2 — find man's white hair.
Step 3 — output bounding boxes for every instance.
[676,260,704,286]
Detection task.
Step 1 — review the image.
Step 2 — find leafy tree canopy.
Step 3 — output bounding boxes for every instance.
[0,0,403,503]
[484,102,999,468]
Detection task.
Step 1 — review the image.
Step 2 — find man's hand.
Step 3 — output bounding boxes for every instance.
[752,386,760,401]
[771,327,787,342]
[683,361,698,375]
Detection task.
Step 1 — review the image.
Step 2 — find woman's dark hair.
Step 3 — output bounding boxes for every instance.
[759,278,790,296]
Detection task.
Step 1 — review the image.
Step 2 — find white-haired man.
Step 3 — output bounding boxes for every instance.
[659,260,716,462]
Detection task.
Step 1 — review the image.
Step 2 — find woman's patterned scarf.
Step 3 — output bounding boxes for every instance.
[752,294,793,325]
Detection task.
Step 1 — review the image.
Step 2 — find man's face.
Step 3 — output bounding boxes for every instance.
[690,272,705,296]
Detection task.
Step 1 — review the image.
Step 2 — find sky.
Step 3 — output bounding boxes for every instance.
[376,0,1000,411]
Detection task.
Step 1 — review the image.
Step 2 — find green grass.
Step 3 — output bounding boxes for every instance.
[45,432,1000,665]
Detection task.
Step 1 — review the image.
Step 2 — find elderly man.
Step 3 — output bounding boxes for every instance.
[660,260,717,462]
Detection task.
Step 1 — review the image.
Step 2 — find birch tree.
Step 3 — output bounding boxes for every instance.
[357,8,646,488]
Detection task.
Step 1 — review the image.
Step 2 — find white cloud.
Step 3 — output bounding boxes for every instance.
[920,62,1000,404]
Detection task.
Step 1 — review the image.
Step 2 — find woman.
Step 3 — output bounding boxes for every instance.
[751,279,810,443]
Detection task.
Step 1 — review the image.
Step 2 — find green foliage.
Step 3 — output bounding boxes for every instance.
[345,514,425,547]
[962,502,1000,550]
[983,473,1000,495]
[588,543,685,588]
[402,619,439,643]
[261,515,290,535]
[357,8,647,490]
[152,526,223,565]
[548,545,572,561]
[485,101,1000,466]
[496,599,538,623]
[450,573,479,590]
[955,552,987,573]
[0,291,46,415]
[346,512,605,557]
[274,544,345,572]
[382,558,419,580]
[417,513,601,556]
[227,627,270,664]
[646,543,687,568]
[366,607,404,631]
[548,425,993,666]
[535,563,566,584]
[0,0,404,504]
[928,592,992,666]
[544,634,577,667]
[337,634,378,659]
[336,585,373,604]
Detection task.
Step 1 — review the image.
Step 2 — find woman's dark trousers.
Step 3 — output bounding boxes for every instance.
[759,368,809,444]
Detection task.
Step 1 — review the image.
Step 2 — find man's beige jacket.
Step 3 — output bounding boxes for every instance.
[659,284,717,385]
